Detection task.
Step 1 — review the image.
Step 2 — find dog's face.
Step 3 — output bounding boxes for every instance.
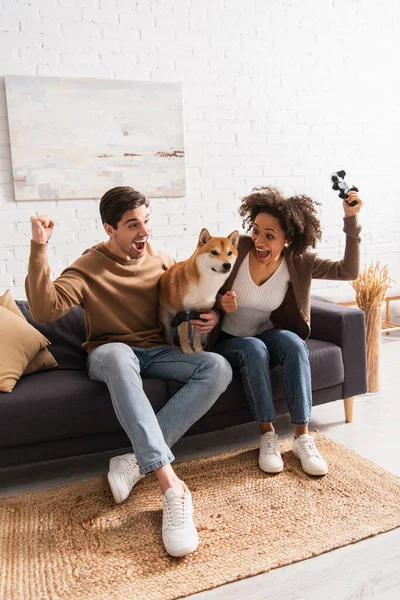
[195,228,239,275]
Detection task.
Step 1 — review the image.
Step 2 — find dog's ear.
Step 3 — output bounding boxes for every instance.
[198,228,211,245]
[227,230,240,248]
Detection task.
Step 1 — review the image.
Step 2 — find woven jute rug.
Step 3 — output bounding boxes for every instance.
[1,433,400,600]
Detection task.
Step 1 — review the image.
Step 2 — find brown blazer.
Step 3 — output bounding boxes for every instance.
[208,215,361,346]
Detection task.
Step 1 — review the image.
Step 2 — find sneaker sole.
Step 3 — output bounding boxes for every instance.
[164,538,199,558]
[299,466,328,476]
[107,471,125,504]
[258,460,283,474]
[292,448,328,476]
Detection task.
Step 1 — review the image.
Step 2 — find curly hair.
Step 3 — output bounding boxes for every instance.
[238,186,322,256]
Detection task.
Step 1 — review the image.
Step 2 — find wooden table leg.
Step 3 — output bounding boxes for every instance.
[344,397,354,423]
[386,298,390,335]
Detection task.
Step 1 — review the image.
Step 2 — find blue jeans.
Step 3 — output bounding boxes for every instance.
[87,343,232,475]
[211,329,312,426]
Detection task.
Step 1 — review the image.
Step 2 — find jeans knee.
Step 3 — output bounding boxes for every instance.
[203,353,233,389]
[91,342,140,373]
[289,336,309,360]
[274,331,307,360]
[239,337,269,365]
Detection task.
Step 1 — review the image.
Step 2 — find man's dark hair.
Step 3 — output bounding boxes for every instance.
[99,186,149,229]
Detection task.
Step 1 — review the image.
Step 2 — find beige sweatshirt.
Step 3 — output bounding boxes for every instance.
[25,241,174,352]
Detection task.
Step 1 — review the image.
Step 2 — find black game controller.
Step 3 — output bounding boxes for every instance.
[171,310,209,328]
[330,170,359,206]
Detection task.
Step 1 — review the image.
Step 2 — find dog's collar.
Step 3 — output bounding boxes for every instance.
[171,311,207,327]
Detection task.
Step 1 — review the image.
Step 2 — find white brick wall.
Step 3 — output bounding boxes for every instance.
[0,0,399,318]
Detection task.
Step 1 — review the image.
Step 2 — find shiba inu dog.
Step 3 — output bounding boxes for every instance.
[159,228,239,353]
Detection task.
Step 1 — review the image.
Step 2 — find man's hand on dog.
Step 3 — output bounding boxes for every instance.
[190,310,219,335]
[221,291,237,313]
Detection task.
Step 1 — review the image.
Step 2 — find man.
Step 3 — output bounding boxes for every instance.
[26,186,232,558]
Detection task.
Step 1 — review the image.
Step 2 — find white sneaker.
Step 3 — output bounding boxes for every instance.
[107,453,145,504]
[292,434,328,476]
[162,481,199,557]
[258,431,284,473]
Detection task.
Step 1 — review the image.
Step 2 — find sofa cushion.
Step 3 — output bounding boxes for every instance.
[306,338,344,389]
[0,369,169,448]
[0,290,58,375]
[0,306,51,393]
[16,301,87,371]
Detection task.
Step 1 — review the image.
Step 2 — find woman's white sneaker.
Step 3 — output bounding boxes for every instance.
[292,434,328,476]
[107,453,145,504]
[259,431,283,473]
[162,481,199,558]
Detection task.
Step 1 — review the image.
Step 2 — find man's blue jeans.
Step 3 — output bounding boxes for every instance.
[87,343,232,475]
[211,329,312,425]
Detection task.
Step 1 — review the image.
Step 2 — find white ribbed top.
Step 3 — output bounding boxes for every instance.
[222,254,290,337]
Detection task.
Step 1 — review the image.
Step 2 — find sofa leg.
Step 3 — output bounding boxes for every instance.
[344,397,354,423]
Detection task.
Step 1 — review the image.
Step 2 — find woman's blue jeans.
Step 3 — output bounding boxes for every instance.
[87,343,232,475]
[211,329,312,426]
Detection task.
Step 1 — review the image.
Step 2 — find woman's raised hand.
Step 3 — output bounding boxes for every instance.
[343,190,363,217]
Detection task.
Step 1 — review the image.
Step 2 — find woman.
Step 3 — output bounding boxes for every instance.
[210,186,363,476]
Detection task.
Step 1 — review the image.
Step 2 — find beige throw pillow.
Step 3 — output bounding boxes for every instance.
[0,305,52,393]
[0,289,58,375]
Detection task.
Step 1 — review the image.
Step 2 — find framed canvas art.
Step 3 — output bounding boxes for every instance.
[5,75,186,200]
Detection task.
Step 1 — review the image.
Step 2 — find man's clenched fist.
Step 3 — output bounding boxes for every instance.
[30,215,55,244]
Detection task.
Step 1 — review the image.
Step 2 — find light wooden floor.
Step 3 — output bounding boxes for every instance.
[2,332,400,600]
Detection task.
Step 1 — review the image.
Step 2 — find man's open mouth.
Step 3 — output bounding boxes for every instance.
[131,240,147,252]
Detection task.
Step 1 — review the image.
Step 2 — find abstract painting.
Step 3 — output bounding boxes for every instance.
[5,75,185,200]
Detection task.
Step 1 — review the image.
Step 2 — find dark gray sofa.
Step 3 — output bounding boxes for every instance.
[0,300,367,470]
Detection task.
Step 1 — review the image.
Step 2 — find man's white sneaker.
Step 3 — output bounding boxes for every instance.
[107,453,145,504]
[258,431,283,473]
[162,481,199,558]
[292,434,328,476]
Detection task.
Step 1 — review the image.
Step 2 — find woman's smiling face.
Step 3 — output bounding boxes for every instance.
[251,212,287,265]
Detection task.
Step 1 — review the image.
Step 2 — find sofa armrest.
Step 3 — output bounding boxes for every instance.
[310,299,367,398]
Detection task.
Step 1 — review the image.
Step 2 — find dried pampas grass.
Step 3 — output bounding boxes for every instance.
[351,262,394,392]
[351,262,393,311]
